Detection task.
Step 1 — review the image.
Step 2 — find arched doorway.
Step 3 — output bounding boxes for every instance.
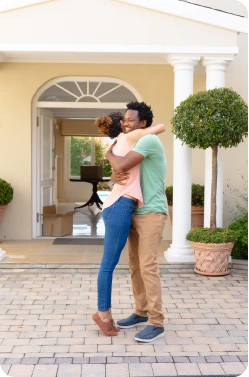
[32,76,141,238]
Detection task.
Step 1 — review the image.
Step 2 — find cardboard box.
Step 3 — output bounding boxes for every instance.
[42,205,76,237]
[80,166,103,180]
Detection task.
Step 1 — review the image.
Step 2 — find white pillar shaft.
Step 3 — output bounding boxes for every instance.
[165,57,199,262]
[203,59,230,228]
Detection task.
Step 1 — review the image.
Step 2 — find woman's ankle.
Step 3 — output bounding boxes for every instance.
[98,310,112,322]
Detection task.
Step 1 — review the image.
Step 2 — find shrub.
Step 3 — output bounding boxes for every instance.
[228,214,248,259]
[165,186,173,205]
[166,184,204,207]
[186,227,237,244]
[0,179,14,205]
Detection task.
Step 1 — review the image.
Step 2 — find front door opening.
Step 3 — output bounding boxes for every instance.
[33,77,141,238]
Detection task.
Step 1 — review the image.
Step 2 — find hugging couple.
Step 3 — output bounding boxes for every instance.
[92,101,168,343]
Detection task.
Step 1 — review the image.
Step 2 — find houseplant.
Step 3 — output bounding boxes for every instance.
[0,178,14,225]
[171,87,248,276]
[166,184,204,228]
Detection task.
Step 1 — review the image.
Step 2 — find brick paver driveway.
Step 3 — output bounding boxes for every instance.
[0,267,247,377]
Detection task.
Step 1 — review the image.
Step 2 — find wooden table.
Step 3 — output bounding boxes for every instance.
[70,178,110,210]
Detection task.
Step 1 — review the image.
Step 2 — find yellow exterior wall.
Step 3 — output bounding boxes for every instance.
[0,63,175,239]
[0,60,247,239]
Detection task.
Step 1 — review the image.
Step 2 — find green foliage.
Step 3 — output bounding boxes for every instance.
[70,137,91,176]
[70,137,112,177]
[166,184,204,207]
[228,214,248,260]
[97,182,111,191]
[95,139,112,177]
[171,88,248,150]
[0,179,14,205]
[186,227,237,244]
[165,186,173,205]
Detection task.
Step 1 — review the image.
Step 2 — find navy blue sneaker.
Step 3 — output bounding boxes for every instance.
[135,325,165,342]
[116,313,148,328]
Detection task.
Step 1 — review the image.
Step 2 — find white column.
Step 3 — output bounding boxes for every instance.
[0,248,6,262]
[202,58,233,228]
[165,56,199,262]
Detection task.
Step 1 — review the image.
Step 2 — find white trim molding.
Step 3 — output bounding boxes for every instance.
[0,44,239,64]
[0,248,6,262]
[114,0,248,34]
[0,0,53,13]
[36,102,129,109]
[0,44,239,54]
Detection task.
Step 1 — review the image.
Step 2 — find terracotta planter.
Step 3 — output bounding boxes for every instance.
[168,205,204,228]
[191,241,234,276]
[0,205,7,225]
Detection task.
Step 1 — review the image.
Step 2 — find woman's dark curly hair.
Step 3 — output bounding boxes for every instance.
[95,112,123,139]
[126,101,154,127]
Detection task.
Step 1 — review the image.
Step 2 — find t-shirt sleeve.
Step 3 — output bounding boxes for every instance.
[132,134,158,158]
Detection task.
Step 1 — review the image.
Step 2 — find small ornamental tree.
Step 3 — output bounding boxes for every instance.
[171,87,248,240]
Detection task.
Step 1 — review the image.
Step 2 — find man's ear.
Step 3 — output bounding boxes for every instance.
[141,120,147,128]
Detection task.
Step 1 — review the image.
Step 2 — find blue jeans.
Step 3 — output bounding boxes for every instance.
[98,196,136,311]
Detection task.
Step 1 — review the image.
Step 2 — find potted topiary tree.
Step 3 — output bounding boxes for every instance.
[0,178,14,225]
[171,87,248,276]
[166,184,204,228]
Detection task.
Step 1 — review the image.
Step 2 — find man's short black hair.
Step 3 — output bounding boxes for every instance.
[126,101,154,128]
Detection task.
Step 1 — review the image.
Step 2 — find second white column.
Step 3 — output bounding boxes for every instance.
[165,56,199,262]
[202,57,233,228]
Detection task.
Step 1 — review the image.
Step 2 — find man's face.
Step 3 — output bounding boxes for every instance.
[121,109,146,133]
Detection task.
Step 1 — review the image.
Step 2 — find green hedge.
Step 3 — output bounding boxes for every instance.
[166,184,204,207]
[228,214,248,260]
[186,227,237,244]
[0,179,14,205]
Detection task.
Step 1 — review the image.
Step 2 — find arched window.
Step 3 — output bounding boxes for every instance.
[38,79,137,104]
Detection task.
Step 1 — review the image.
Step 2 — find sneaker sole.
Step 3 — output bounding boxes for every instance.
[135,330,165,342]
[117,322,148,329]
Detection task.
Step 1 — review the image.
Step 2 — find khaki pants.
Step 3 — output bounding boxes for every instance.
[128,212,167,327]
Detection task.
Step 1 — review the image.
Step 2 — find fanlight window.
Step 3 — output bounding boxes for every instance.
[38,80,137,103]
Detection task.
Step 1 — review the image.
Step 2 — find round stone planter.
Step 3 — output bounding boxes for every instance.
[0,205,7,225]
[168,205,204,228]
[191,241,234,276]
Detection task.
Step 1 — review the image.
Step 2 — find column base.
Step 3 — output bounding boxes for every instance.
[164,244,195,262]
[0,248,6,262]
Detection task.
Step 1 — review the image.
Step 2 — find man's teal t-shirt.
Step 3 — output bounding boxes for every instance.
[132,134,168,215]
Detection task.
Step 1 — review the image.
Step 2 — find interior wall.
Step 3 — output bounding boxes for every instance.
[56,119,101,203]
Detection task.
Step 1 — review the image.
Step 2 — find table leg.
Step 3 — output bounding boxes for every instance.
[74,182,103,210]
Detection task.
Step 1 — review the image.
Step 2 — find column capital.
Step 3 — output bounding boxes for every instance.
[167,54,200,71]
[202,56,234,71]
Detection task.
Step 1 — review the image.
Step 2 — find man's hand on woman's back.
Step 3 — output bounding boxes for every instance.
[111,171,130,185]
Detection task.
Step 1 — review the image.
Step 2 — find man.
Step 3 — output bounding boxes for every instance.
[106,101,168,342]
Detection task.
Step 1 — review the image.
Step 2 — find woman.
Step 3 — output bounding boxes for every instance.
[92,112,165,336]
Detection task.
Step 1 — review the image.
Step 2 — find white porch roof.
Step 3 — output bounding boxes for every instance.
[0,0,247,63]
